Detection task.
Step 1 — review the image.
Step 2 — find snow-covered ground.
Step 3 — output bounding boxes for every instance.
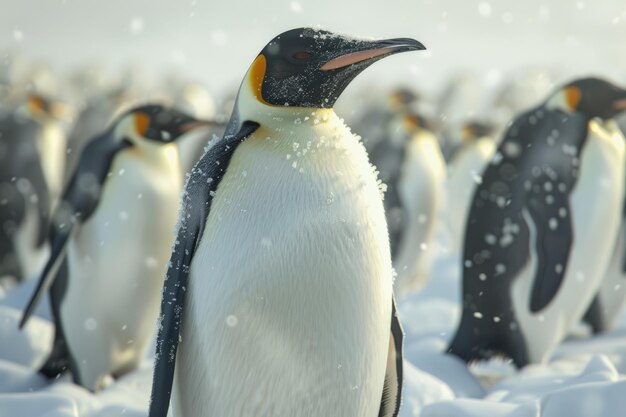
[1,223,625,417]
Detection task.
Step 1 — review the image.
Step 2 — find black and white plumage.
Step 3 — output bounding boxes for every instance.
[19,105,206,391]
[448,77,626,367]
[149,27,425,417]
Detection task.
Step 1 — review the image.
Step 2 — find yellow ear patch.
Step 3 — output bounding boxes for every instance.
[249,54,269,105]
[28,96,46,114]
[404,115,419,132]
[134,112,151,136]
[565,86,582,111]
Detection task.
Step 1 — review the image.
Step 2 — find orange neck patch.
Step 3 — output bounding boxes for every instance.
[249,54,270,105]
[565,86,582,111]
[134,112,151,136]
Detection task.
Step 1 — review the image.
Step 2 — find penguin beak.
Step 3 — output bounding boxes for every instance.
[179,120,219,133]
[320,38,426,71]
[613,99,626,112]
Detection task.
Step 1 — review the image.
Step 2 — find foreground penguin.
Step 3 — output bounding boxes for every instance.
[448,77,626,367]
[149,28,425,417]
[390,113,446,295]
[0,114,50,284]
[19,105,207,391]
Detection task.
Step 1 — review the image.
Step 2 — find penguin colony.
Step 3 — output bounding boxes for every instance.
[0,26,625,416]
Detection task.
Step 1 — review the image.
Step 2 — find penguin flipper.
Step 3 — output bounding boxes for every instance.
[19,130,131,328]
[526,187,574,312]
[19,223,74,329]
[378,295,403,417]
[148,121,259,417]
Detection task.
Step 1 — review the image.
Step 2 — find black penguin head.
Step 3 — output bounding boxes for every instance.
[389,87,420,111]
[462,120,495,142]
[554,77,626,120]
[250,28,425,108]
[116,104,211,144]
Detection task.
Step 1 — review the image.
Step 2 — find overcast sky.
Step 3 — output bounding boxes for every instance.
[2,0,626,100]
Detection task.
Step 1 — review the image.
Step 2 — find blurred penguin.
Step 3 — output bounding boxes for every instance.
[15,94,68,208]
[20,105,209,391]
[446,121,497,251]
[392,113,446,295]
[354,86,419,151]
[0,113,50,285]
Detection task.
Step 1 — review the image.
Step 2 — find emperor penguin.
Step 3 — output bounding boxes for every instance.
[148,28,425,417]
[446,121,497,251]
[389,113,446,296]
[16,95,68,208]
[0,113,50,284]
[448,77,626,367]
[19,105,208,391]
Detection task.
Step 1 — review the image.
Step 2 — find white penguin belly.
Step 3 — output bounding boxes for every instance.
[446,138,496,250]
[512,120,626,363]
[174,115,393,417]
[61,151,181,390]
[594,221,626,329]
[394,133,446,295]
[38,123,66,208]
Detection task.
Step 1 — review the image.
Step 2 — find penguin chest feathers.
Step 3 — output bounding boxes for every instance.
[176,111,393,416]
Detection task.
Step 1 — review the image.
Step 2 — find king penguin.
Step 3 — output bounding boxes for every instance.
[448,77,626,367]
[19,105,209,391]
[148,28,425,417]
[390,113,446,296]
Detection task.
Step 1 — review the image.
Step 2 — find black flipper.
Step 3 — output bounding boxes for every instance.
[378,295,404,417]
[38,258,72,377]
[19,130,131,329]
[526,183,574,312]
[148,121,259,417]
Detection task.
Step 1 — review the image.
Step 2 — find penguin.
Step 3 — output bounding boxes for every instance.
[356,86,419,152]
[370,112,430,257]
[446,121,497,251]
[148,28,425,417]
[448,77,626,367]
[17,94,68,208]
[388,113,446,295]
[0,113,50,284]
[19,105,208,391]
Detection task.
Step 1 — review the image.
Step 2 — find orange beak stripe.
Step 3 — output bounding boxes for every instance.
[614,99,626,111]
[320,48,393,71]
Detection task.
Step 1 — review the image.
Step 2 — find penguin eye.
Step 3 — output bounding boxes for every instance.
[292,51,312,61]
